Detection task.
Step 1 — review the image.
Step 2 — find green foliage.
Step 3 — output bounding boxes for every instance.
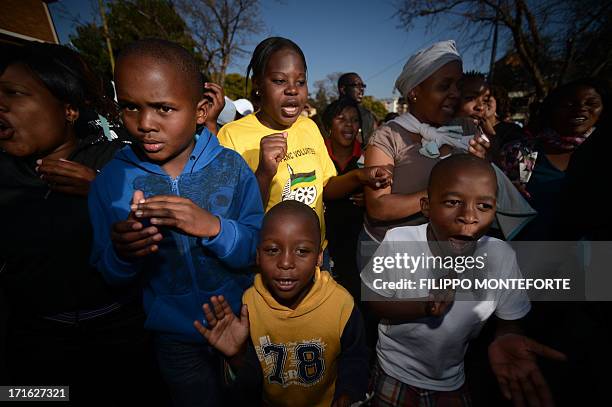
[361,96,388,121]
[69,0,203,78]
[311,86,329,115]
[70,23,108,79]
[223,73,251,100]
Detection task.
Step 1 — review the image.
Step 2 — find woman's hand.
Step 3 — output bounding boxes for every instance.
[36,158,96,196]
[349,192,365,207]
[468,134,490,159]
[480,116,497,137]
[357,165,393,189]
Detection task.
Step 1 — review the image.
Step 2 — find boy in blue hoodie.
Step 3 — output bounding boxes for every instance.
[88,39,263,406]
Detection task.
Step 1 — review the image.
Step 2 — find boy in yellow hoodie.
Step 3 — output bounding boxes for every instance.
[194,200,369,407]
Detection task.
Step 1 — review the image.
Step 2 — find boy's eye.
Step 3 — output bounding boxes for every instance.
[296,247,311,256]
[477,203,493,210]
[263,247,279,255]
[445,200,461,207]
[159,105,173,113]
[121,103,138,112]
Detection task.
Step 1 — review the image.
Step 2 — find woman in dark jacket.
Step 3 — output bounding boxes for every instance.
[0,42,164,405]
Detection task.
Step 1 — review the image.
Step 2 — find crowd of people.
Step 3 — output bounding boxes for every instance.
[0,34,609,407]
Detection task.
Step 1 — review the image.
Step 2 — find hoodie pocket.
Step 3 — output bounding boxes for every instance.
[145,292,198,337]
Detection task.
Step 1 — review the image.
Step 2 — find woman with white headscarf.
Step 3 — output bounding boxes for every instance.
[361,40,490,246]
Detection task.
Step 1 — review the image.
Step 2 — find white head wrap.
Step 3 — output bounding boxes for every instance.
[390,40,465,158]
[394,40,462,97]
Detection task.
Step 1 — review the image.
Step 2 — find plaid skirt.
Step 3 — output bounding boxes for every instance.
[370,363,472,407]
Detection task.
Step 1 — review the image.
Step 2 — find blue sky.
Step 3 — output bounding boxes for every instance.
[48,0,493,99]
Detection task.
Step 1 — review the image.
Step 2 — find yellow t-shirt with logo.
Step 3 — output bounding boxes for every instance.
[217,114,337,246]
[242,268,354,407]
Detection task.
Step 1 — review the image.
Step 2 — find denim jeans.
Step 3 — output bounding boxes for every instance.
[154,334,224,407]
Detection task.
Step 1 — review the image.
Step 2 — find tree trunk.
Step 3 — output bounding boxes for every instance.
[509,27,549,98]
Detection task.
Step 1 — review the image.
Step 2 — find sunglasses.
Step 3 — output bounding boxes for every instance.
[344,83,366,89]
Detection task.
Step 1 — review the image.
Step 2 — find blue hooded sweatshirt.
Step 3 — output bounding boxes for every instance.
[89,129,263,343]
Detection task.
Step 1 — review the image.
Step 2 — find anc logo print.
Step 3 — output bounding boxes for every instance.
[258,336,326,387]
[281,164,317,206]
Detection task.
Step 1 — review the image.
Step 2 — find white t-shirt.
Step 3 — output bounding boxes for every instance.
[360,223,531,391]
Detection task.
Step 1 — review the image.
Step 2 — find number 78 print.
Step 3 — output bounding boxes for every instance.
[258,337,326,386]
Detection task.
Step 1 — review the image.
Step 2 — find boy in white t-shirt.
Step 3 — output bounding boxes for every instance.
[361,154,565,407]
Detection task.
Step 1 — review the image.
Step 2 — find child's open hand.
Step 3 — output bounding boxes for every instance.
[194,295,250,358]
[112,190,163,259]
[36,158,96,196]
[131,195,220,238]
[488,333,566,407]
[358,165,393,189]
[256,132,287,179]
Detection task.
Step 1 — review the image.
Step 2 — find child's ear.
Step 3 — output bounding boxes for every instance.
[420,196,430,218]
[65,104,79,124]
[316,251,323,268]
[195,98,209,125]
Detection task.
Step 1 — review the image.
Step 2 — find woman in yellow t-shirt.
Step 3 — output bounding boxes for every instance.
[217,37,391,253]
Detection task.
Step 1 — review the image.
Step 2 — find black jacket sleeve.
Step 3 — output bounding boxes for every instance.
[224,341,263,406]
[334,305,370,403]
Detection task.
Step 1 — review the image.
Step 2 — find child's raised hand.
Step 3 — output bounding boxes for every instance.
[194,295,250,358]
[256,132,288,179]
[131,195,221,238]
[112,190,163,259]
[488,333,566,407]
[203,82,225,126]
[358,165,393,189]
[36,158,97,196]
